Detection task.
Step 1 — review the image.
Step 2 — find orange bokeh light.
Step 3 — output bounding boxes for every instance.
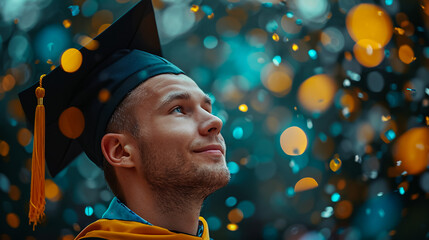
[261,63,293,96]
[61,48,83,73]
[280,126,308,156]
[6,213,20,229]
[398,45,415,64]
[346,3,393,47]
[334,200,353,219]
[17,128,32,146]
[353,39,385,67]
[45,179,61,201]
[393,127,429,175]
[297,74,336,113]
[58,107,85,139]
[228,208,244,223]
[294,177,318,192]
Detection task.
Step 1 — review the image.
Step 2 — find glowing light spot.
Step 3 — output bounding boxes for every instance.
[395,27,405,35]
[353,39,385,67]
[201,5,213,15]
[0,140,10,157]
[98,89,111,103]
[79,36,99,51]
[208,13,214,19]
[228,208,244,223]
[6,213,20,228]
[330,155,342,172]
[272,55,281,66]
[68,5,80,16]
[399,187,405,195]
[190,5,199,12]
[398,45,415,64]
[334,200,353,219]
[59,107,85,139]
[203,36,218,49]
[385,0,393,6]
[225,196,237,207]
[227,223,238,231]
[382,115,391,122]
[45,179,61,201]
[207,216,221,231]
[17,128,32,146]
[331,193,340,202]
[286,12,294,18]
[308,49,317,59]
[321,206,333,218]
[63,19,72,28]
[61,48,83,73]
[8,185,20,201]
[227,162,240,174]
[297,74,336,113]
[85,206,94,216]
[272,33,280,42]
[346,4,393,47]
[292,43,299,51]
[238,104,248,112]
[98,24,111,35]
[280,126,308,156]
[393,127,429,175]
[2,74,15,92]
[232,127,244,140]
[294,177,318,192]
[262,66,293,96]
[385,129,396,141]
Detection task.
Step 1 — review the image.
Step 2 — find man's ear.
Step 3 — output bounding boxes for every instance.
[101,133,136,168]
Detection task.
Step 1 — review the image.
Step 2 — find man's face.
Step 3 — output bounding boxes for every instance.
[132,74,230,199]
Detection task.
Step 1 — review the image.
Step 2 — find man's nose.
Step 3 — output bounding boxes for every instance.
[199,110,223,136]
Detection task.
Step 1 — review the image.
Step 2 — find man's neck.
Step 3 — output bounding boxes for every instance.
[123,183,204,236]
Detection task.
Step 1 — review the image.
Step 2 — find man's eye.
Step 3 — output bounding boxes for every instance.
[172,106,183,113]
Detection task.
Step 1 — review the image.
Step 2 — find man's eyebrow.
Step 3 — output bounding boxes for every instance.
[158,91,212,110]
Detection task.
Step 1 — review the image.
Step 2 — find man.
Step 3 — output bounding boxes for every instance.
[19,1,230,239]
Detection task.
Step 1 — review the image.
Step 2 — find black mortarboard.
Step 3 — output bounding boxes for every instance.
[19,0,184,178]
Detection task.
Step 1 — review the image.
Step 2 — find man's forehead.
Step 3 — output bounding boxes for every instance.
[140,74,208,102]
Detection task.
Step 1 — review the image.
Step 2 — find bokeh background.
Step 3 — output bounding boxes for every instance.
[1,0,429,239]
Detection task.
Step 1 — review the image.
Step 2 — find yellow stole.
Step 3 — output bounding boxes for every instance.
[75,216,210,240]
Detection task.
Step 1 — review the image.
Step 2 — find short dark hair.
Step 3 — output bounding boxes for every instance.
[103,84,146,200]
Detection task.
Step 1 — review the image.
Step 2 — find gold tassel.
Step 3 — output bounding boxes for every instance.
[29,74,46,230]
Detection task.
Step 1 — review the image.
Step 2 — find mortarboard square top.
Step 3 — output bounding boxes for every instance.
[19,0,184,177]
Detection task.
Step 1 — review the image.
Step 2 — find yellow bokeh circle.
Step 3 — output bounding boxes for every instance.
[6,213,20,228]
[61,48,83,73]
[393,127,429,175]
[297,74,336,113]
[294,177,318,193]
[346,3,393,47]
[228,208,244,223]
[353,39,385,68]
[261,63,294,97]
[280,126,308,156]
[398,45,415,64]
[58,107,85,139]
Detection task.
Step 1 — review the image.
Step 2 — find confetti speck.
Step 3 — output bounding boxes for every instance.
[190,5,199,12]
[272,55,281,66]
[272,33,280,42]
[63,19,72,29]
[238,104,248,112]
[68,5,80,16]
[292,43,299,51]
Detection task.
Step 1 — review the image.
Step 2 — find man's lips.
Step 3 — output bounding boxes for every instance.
[193,144,225,155]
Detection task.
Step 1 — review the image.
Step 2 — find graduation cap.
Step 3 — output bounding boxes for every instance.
[19,0,183,228]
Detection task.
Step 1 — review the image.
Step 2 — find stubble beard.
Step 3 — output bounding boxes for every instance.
[139,141,230,214]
